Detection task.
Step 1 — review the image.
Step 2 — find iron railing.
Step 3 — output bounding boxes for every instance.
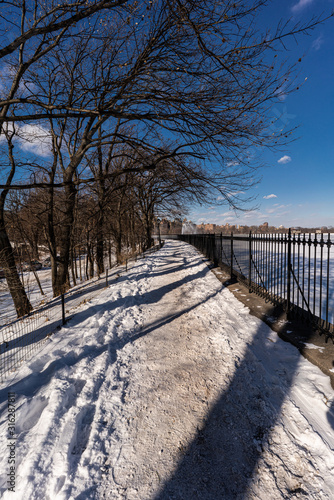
[179,231,334,342]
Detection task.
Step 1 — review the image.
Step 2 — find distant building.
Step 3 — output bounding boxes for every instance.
[169,219,182,234]
[204,223,217,232]
[259,221,268,229]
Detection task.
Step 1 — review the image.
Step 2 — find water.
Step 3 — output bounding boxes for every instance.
[221,233,334,326]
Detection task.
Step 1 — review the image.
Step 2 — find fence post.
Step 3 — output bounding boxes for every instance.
[213,234,218,266]
[220,232,223,267]
[210,233,213,262]
[248,231,252,292]
[61,294,66,325]
[286,228,292,316]
[230,232,234,280]
[105,268,108,287]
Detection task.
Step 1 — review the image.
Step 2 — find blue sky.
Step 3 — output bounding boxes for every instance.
[1,1,332,229]
[189,0,334,229]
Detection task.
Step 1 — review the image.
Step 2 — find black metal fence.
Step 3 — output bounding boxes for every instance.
[179,231,334,341]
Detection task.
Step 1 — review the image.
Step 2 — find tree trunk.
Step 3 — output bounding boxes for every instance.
[44,164,60,298]
[86,242,94,279]
[0,225,32,317]
[0,138,32,317]
[108,238,112,268]
[79,248,82,281]
[31,234,39,260]
[130,209,136,253]
[143,212,154,252]
[70,246,77,287]
[96,214,104,274]
[96,178,105,274]
[88,253,94,278]
[115,200,123,264]
[53,178,76,296]
[116,234,122,264]
[32,268,44,296]
[73,246,79,279]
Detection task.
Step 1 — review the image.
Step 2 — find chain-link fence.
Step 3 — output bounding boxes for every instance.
[0,242,163,384]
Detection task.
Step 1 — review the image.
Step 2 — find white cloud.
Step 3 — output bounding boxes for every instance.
[1,121,52,157]
[0,122,15,142]
[244,211,264,220]
[18,124,52,157]
[226,191,245,198]
[312,34,324,51]
[278,92,288,102]
[292,0,314,13]
[0,123,52,157]
[275,84,288,102]
[220,211,234,217]
[263,194,277,200]
[278,155,291,164]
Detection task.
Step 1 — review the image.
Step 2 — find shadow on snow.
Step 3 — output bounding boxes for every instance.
[1,241,333,498]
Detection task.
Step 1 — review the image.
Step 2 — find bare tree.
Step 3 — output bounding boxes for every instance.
[125,152,209,250]
[0,130,32,316]
[0,0,332,313]
[0,0,132,315]
[2,1,329,159]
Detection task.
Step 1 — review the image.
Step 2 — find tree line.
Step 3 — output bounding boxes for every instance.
[0,0,331,317]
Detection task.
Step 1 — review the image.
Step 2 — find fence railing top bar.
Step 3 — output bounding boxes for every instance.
[247,234,284,242]
[186,232,334,245]
[220,235,250,242]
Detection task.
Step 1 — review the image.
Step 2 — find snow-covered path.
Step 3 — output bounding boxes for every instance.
[0,241,334,499]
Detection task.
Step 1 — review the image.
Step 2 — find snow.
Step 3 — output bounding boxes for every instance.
[0,268,54,326]
[0,255,115,326]
[0,240,333,499]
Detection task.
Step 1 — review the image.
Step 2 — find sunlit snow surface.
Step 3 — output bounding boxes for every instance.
[0,268,55,326]
[0,255,112,326]
[0,241,333,499]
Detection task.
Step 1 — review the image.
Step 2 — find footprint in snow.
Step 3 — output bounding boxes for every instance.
[15,396,48,434]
